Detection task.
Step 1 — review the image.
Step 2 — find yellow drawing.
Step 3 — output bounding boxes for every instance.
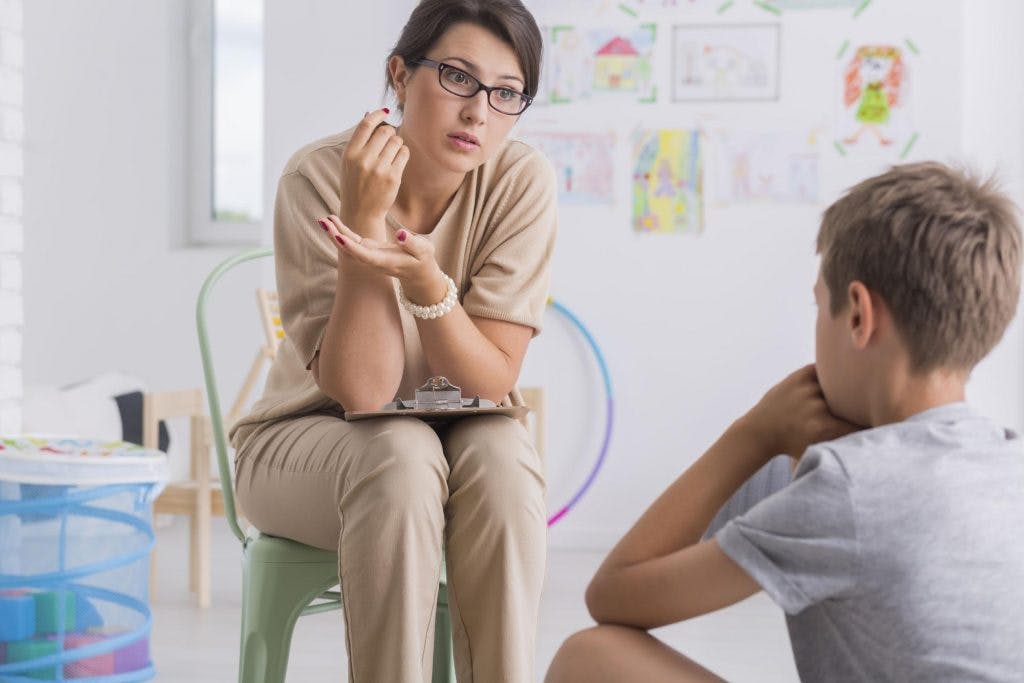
[632,129,704,234]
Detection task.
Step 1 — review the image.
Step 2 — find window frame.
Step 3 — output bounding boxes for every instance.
[186,0,264,246]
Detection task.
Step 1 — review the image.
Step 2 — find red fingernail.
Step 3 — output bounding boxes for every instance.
[397,230,407,242]
[382,107,390,114]
[318,219,329,231]
[335,235,345,246]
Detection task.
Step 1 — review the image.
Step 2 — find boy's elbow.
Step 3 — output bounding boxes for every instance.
[585,571,662,630]
[584,578,601,621]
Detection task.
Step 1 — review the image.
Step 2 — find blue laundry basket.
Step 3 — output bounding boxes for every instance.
[0,437,167,682]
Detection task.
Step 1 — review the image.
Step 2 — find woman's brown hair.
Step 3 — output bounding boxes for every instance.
[385,0,543,101]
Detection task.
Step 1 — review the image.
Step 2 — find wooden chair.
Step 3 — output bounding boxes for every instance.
[519,385,546,460]
[146,389,219,608]
[225,288,281,428]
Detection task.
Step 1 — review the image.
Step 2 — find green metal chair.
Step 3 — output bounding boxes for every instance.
[196,246,456,683]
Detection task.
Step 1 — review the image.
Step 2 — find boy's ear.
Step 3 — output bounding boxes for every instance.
[389,55,409,105]
[846,280,876,350]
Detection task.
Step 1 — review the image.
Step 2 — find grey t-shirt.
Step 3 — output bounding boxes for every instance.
[716,403,1024,682]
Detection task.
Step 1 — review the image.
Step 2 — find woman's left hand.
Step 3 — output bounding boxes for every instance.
[319,214,448,304]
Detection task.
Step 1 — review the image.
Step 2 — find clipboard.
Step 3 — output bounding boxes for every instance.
[344,376,529,422]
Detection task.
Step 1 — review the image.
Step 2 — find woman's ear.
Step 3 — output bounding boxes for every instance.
[388,55,409,105]
[846,280,875,350]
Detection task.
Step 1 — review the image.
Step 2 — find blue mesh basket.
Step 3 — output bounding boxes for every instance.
[0,437,167,682]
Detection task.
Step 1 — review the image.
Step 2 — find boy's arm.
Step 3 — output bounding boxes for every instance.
[586,365,857,629]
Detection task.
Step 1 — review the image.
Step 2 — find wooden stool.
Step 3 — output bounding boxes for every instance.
[145,389,221,608]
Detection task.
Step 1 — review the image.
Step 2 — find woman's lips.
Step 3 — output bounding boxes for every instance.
[447,134,480,151]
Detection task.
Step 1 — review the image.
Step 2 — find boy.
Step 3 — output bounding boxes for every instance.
[546,162,1024,682]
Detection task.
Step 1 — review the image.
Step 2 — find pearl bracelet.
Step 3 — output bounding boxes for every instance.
[399,273,458,320]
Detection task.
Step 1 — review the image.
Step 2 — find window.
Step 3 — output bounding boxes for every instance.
[188,0,264,245]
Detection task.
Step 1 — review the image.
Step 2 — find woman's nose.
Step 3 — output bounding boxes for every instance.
[461,90,490,123]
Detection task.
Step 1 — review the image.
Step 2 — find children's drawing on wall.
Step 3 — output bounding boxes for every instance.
[671,24,780,101]
[516,131,617,205]
[710,130,820,205]
[632,129,704,234]
[530,0,614,16]
[544,24,657,104]
[835,42,918,157]
[619,0,722,15]
[767,0,862,10]
[535,0,717,16]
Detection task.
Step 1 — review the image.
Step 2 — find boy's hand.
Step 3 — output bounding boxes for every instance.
[739,365,860,462]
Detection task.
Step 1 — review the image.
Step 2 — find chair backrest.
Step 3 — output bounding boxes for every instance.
[257,288,284,355]
[196,246,273,543]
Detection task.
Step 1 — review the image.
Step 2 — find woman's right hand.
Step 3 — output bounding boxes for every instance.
[339,109,410,238]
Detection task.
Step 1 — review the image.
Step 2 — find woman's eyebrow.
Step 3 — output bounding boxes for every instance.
[442,56,525,86]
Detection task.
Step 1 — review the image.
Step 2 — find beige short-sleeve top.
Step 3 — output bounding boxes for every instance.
[230,128,558,448]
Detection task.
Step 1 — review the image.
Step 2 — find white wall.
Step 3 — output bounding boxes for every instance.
[18,0,1024,549]
[961,0,1024,431]
[0,0,21,434]
[22,1,262,409]
[263,0,417,209]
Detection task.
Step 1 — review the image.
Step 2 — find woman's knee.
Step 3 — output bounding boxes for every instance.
[349,417,448,510]
[445,416,544,512]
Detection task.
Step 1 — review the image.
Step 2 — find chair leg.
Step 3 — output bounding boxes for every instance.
[432,582,456,683]
[195,507,211,608]
[193,415,212,608]
[188,512,199,592]
[238,547,338,683]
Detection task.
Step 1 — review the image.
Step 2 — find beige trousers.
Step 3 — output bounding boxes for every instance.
[234,412,547,683]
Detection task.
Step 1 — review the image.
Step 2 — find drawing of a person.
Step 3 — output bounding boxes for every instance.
[842,45,904,146]
[731,150,752,200]
[655,158,676,197]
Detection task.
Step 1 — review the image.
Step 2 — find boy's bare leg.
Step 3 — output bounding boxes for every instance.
[545,625,726,683]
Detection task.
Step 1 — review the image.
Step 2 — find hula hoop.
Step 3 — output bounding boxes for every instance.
[545,298,614,527]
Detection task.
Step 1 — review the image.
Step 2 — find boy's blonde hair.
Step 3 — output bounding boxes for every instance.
[817,161,1022,372]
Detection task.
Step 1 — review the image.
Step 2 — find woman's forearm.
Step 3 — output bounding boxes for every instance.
[415,307,523,403]
[317,258,405,411]
[392,261,525,403]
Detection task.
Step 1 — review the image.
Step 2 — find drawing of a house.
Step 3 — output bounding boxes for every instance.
[594,36,639,91]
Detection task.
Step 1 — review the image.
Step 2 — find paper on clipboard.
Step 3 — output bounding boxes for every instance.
[343,376,530,423]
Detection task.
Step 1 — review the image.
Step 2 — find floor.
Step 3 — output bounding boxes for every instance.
[150,518,799,682]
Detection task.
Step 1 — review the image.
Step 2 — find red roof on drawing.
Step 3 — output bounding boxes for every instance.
[596,37,638,57]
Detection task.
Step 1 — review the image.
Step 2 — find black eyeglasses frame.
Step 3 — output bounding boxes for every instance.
[411,57,533,116]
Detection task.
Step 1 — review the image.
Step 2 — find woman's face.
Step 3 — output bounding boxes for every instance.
[393,22,526,176]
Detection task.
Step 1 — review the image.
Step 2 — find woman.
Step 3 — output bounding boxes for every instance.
[229,1,556,681]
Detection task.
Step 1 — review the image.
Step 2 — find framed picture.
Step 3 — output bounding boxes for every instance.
[672,24,780,101]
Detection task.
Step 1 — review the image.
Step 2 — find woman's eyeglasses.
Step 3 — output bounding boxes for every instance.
[412,58,533,116]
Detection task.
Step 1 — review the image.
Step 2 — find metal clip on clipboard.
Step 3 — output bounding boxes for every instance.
[383,377,496,411]
[344,376,524,421]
